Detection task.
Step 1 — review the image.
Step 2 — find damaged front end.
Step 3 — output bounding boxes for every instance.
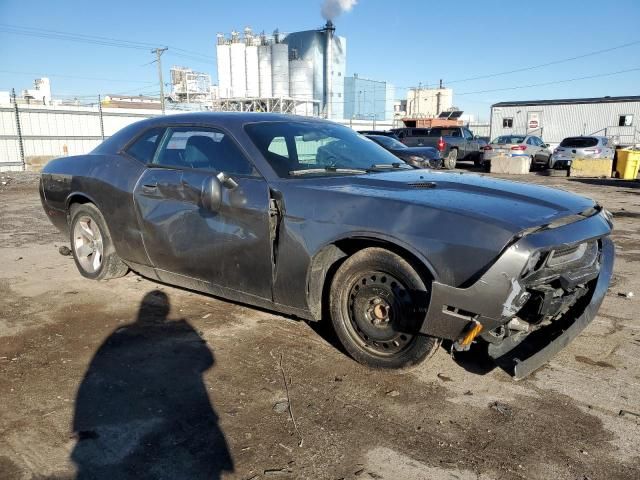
[420,209,614,379]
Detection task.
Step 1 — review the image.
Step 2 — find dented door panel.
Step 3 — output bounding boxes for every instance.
[133,168,273,300]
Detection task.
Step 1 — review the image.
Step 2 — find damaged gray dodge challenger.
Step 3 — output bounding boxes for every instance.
[40,113,615,379]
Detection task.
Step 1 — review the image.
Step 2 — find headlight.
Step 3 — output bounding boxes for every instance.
[546,242,588,267]
[602,208,614,228]
[409,155,425,163]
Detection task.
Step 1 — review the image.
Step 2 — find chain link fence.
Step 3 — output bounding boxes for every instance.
[0,91,490,172]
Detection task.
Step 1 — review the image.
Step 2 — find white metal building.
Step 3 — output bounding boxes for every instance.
[490,96,640,147]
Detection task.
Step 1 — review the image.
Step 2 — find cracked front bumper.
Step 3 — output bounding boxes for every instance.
[488,236,614,379]
[419,211,614,378]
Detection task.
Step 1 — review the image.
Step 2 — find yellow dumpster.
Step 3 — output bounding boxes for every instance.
[616,149,640,180]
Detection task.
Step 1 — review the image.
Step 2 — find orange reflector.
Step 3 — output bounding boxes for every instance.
[459,321,483,347]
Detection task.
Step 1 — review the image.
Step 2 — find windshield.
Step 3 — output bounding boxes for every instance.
[492,135,525,144]
[370,135,407,150]
[245,121,407,177]
[560,137,599,148]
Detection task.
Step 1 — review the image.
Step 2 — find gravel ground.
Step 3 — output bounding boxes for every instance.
[0,169,639,480]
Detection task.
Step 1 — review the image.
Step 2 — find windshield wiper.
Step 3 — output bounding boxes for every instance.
[289,167,366,176]
[367,162,411,172]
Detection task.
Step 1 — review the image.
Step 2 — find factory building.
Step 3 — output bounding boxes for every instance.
[344,74,394,121]
[406,87,453,118]
[283,22,346,119]
[490,96,640,146]
[215,23,346,119]
[169,66,212,104]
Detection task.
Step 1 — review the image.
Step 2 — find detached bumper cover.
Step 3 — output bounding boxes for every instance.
[488,237,614,379]
[419,211,614,378]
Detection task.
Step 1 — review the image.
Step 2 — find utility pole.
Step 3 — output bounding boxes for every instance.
[151,47,168,114]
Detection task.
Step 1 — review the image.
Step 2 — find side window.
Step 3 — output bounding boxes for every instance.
[463,129,473,140]
[503,118,513,128]
[154,127,254,175]
[267,136,289,158]
[526,137,535,145]
[619,114,633,126]
[125,127,164,163]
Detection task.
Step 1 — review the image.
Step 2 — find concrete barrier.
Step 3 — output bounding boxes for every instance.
[569,158,613,178]
[490,155,530,175]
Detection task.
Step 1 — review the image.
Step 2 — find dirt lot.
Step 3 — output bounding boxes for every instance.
[1,170,639,480]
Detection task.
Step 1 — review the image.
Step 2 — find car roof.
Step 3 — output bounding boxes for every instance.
[562,135,607,140]
[135,111,335,129]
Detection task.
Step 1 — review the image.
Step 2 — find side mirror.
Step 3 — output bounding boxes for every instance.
[202,175,222,212]
[473,135,479,139]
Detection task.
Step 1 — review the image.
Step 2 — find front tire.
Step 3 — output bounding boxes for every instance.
[69,203,128,280]
[444,149,458,170]
[329,247,440,369]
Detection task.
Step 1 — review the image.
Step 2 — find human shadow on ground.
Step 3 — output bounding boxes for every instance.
[70,289,233,479]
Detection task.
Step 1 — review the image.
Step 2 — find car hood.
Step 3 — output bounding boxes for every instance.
[294,170,597,235]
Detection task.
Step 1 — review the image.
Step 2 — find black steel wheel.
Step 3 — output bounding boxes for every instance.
[329,247,440,369]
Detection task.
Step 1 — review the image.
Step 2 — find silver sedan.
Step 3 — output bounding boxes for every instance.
[482,134,552,170]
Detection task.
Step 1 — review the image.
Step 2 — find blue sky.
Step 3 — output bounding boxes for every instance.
[1,0,639,121]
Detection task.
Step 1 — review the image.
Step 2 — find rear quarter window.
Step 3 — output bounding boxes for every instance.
[124,127,165,163]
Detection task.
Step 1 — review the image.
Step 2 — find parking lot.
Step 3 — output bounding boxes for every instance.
[1,169,639,480]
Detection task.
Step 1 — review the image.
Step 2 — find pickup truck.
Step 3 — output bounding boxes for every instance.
[391,126,486,169]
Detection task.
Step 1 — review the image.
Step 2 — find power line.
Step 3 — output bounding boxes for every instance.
[0,69,156,85]
[445,39,640,84]
[0,23,214,63]
[456,67,640,96]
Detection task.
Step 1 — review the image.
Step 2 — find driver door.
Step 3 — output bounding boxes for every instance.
[132,126,273,300]
[462,128,478,157]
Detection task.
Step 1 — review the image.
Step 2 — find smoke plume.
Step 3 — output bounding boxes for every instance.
[321,0,357,20]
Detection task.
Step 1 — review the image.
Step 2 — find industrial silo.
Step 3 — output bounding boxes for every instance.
[289,55,313,100]
[244,28,259,98]
[229,31,247,98]
[216,34,231,99]
[290,55,314,116]
[271,33,289,98]
[258,38,272,98]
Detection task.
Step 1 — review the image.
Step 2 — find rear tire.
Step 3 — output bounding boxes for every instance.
[329,247,440,369]
[444,149,458,170]
[69,203,128,281]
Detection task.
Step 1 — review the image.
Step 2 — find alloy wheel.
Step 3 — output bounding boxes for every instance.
[72,215,104,274]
